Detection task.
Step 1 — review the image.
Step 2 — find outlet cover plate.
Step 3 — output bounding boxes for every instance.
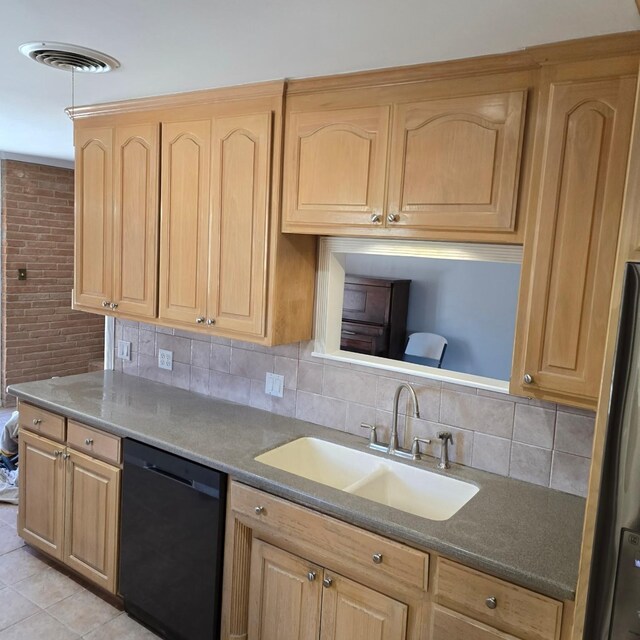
[158,349,173,371]
[116,340,131,361]
[265,372,284,398]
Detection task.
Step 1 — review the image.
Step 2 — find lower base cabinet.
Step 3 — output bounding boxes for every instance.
[249,540,408,640]
[17,404,121,594]
[222,481,569,640]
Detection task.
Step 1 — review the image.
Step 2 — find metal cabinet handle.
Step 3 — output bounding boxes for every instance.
[84,438,94,445]
[102,301,110,308]
[370,213,381,224]
[372,553,383,565]
[387,213,399,223]
[254,506,265,515]
[322,576,333,588]
[485,596,497,609]
[307,571,317,582]
[110,302,118,310]
[206,318,216,326]
[196,317,205,324]
[32,418,42,426]
[523,373,534,384]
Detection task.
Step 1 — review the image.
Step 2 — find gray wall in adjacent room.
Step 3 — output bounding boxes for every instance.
[344,254,521,380]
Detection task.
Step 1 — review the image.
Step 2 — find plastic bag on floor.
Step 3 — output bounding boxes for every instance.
[0,467,18,504]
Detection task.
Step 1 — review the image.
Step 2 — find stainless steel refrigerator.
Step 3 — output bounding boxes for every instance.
[584,262,640,639]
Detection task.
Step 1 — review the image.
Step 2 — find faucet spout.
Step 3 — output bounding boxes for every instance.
[389,383,420,455]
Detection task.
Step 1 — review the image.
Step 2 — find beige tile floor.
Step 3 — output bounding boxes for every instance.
[0,503,159,639]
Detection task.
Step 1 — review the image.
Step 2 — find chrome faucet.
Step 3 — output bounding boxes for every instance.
[389,383,421,455]
[436,431,454,469]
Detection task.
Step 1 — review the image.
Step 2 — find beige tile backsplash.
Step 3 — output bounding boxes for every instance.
[114,320,594,497]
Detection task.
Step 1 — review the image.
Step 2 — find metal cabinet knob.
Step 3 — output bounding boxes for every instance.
[372,553,383,565]
[102,301,110,308]
[53,450,62,457]
[322,576,333,588]
[523,373,534,385]
[485,596,497,609]
[307,571,317,582]
[254,506,265,515]
[32,418,42,426]
[387,213,399,223]
[370,213,381,224]
[206,318,216,326]
[196,317,205,324]
[62,452,70,460]
[84,438,94,445]
[110,302,118,310]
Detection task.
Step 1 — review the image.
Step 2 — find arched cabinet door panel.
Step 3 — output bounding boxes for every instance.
[513,74,636,405]
[386,90,527,232]
[282,106,390,230]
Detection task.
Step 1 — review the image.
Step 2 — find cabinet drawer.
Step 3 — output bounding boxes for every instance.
[231,481,429,592]
[431,605,520,640]
[434,559,562,640]
[67,421,121,464]
[19,402,65,442]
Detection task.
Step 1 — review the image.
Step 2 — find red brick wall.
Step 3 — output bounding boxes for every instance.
[1,160,104,405]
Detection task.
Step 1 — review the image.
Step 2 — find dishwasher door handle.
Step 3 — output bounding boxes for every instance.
[143,464,195,488]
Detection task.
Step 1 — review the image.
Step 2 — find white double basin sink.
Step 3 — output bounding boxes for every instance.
[255,437,479,521]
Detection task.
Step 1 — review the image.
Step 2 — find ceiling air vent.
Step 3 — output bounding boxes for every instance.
[18,42,120,73]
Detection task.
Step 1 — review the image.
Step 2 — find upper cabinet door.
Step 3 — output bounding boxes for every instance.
[516,76,636,404]
[282,106,390,230]
[387,91,527,232]
[159,120,211,326]
[208,113,272,336]
[112,123,160,318]
[74,127,113,310]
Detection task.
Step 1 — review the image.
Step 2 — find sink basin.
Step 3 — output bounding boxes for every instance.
[255,437,478,521]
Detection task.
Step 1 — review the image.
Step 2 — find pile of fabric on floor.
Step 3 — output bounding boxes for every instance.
[0,411,19,504]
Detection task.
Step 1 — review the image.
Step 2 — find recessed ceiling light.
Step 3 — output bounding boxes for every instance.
[19,41,120,73]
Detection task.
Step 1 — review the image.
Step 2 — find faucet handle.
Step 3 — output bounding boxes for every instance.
[437,431,453,444]
[360,423,378,445]
[410,437,432,460]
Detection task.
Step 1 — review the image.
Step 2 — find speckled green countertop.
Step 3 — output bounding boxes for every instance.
[8,371,585,601]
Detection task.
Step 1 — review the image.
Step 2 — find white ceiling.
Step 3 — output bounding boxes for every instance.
[1,0,639,163]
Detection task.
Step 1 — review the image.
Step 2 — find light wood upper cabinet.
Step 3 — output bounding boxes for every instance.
[64,449,120,594]
[74,127,113,310]
[282,87,528,240]
[74,122,159,318]
[387,91,526,232]
[158,119,211,325]
[113,124,159,318]
[209,113,271,336]
[283,107,390,229]
[18,429,66,560]
[512,73,636,406]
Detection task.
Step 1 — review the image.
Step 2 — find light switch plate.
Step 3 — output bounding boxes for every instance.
[117,340,131,361]
[265,372,284,398]
[158,349,173,371]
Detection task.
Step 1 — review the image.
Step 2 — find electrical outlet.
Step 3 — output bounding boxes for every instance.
[265,372,284,398]
[116,340,131,361]
[158,349,173,371]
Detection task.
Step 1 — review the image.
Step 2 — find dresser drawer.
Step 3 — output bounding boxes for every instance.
[67,421,121,465]
[434,559,562,640]
[19,402,65,442]
[431,605,520,640]
[231,481,429,592]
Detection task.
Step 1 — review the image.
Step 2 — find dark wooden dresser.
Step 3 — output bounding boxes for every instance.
[341,276,410,360]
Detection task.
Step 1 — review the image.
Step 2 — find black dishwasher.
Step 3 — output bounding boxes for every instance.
[119,439,226,640]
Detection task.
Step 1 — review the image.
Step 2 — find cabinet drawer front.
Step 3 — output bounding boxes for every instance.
[231,482,429,592]
[19,403,65,442]
[67,421,121,464]
[431,606,520,640]
[435,559,562,640]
